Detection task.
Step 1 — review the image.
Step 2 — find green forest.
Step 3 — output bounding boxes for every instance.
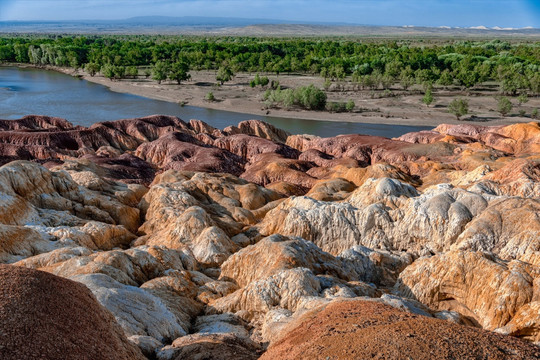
[0,35,539,95]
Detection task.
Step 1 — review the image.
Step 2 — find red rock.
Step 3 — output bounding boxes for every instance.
[224,119,290,143]
[136,132,245,176]
[0,115,76,131]
[260,300,540,360]
[214,134,299,161]
[0,264,145,360]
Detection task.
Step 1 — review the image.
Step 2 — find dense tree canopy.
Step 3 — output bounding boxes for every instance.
[0,35,538,93]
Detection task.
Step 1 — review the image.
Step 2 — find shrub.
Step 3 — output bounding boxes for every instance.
[126,66,138,78]
[205,91,215,102]
[259,76,269,87]
[448,98,469,120]
[101,64,114,80]
[152,61,169,84]
[346,100,355,112]
[84,62,100,77]
[326,101,347,113]
[216,66,234,84]
[263,84,326,110]
[270,80,280,90]
[497,96,513,117]
[169,61,191,84]
[323,79,332,90]
[518,93,529,105]
[296,85,327,110]
[422,88,434,107]
[532,108,539,119]
[112,65,125,80]
[251,74,270,88]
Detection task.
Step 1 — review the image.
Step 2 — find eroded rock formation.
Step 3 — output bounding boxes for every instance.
[1,116,539,357]
[0,264,145,360]
[260,300,540,360]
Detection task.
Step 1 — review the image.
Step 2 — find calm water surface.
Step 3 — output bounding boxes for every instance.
[0,66,431,137]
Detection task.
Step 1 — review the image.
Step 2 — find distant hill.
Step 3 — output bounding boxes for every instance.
[222,24,540,37]
[120,16,350,26]
[0,17,539,37]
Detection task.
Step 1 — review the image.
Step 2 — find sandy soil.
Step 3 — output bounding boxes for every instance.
[56,66,540,127]
[260,300,540,360]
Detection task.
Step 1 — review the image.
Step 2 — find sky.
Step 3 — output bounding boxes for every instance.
[0,0,539,28]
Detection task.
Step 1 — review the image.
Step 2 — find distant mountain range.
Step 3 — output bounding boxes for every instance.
[0,16,538,36]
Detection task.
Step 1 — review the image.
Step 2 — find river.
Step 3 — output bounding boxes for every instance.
[0,66,432,138]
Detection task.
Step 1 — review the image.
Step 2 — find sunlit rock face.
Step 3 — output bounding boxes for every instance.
[395,251,539,333]
[0,117,539,356]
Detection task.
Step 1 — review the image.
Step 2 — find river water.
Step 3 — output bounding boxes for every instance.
[0,66,431,138]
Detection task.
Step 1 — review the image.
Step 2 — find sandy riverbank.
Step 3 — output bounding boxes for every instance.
[24,65,540,128]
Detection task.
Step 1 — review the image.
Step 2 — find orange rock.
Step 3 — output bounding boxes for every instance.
[260,300,540,360]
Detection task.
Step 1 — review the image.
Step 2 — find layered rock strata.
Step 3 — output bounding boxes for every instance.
[0,116,538,358]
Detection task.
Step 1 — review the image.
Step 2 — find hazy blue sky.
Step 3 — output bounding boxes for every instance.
[0,0,539,28]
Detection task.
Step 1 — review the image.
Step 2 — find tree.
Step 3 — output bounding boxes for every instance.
[329,64,345,81]
[113,65,125,80]
[152,61,170,84]
[518,93,529,106]
[295,84,327,110]
[112,66,125,80]
[126,66,138,79]
[320,67,328,80]
[455,67,480,89]
[84,62,100,77]
[497,97,513,117]
[422,88,434,107]
[532,108,539,120]
[400,73,415,90]
[216,66,234,85]
[448,98,469,120]
[437,69,454,87]
[101,64,115,81]
[28,45,43,65]
[13,43,29,63]
[381,75,394,90]
[169,61,191,84]
[0,45,15,62]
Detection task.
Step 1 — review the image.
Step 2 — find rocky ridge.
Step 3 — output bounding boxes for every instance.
[0,115,538,359]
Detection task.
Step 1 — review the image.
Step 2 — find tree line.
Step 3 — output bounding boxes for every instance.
[0,35,539,94]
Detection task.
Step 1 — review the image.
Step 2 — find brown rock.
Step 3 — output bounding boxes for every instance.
[214,134,299,160]
[219,234,349,288]
[260,300,540,360]
[241,153,317,190]
[157,333,261,360]
[224,119,290,143]
[135,132,245,176]
[0,264,145,360]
